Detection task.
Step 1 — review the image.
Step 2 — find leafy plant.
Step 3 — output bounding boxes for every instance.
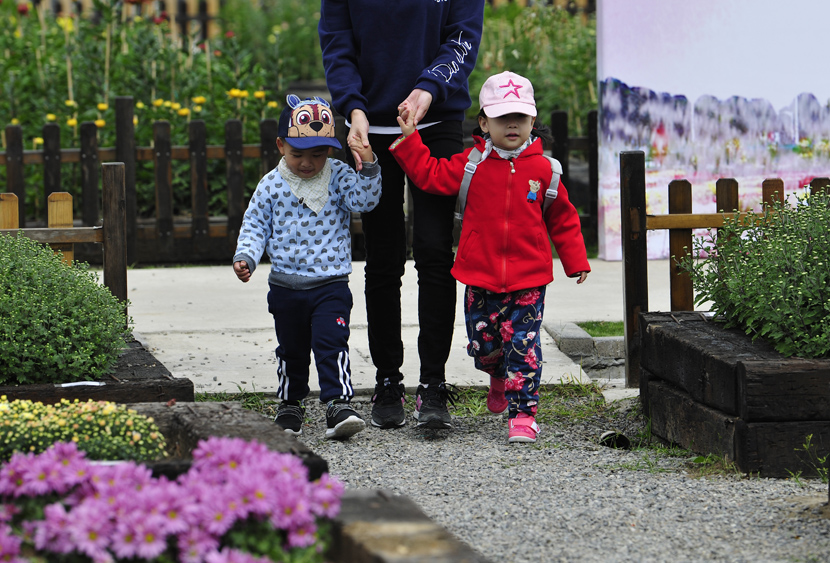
[680,190,830,358]
[792,434,829,483]
[0,397,166,462]
[0,233,131,384]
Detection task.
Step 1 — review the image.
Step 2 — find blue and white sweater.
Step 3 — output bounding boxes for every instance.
[233,159,381,289]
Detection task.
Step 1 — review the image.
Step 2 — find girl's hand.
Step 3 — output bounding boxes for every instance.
[234,261,251,283]
[575,271,589,284]
[396,107,417,138]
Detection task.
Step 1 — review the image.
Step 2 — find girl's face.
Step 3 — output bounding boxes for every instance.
[478,112,534,151]
[277,138,330,178]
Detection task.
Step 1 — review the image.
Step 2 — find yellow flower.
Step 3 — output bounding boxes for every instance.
[33,137,44,146]
[67,118,77,127]
[227,88,241,98]
[95,119,106,128]
[153,98,164,107]
[65,100,77,108]
[238,90,249,98]
[267,101,278,109]
[192,96,206,105]
[163,101,172,108]
[133,116,138,126]
[177,108,190,116]
[193,105,203,112]
[57,16,74,32]
[254,90,266,99]
[97,103,108,112]
[268,35,277,44]
[45,114,56,122]
[135,101,146,109]
[10,118,19,125]
[171,102,181,111]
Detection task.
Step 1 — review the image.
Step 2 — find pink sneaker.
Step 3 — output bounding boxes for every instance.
[486,376,508,414]
[508,413,539,443]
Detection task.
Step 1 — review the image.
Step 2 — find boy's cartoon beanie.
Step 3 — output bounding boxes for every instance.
[278,94,342,149]
[479,71,537,118]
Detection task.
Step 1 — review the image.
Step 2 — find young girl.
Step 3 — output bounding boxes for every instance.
[390,71,590,443]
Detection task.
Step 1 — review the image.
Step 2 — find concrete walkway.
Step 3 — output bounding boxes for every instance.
[127,259,672,401]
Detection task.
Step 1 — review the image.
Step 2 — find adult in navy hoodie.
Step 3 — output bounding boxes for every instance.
[319,0,484,431]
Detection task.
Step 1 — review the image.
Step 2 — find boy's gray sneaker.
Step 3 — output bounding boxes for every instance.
[414,382,458,429]
[325,401,366,440]
[371,380,406,429]
[274,401,305,436]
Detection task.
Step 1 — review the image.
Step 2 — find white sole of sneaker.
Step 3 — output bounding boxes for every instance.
[508,436,536,443]
[281,427,302,436]
[370,418,406,428]
[325,416,366,440]
[413,412,452,429]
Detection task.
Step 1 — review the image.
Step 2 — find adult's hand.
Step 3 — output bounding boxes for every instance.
[398,89,433,126]
[349,109,370,171]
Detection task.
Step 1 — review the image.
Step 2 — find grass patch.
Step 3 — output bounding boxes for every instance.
[196,386,277,415]
[576,320,624,337]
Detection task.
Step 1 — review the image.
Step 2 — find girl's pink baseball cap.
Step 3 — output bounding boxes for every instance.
[479,71,537,118]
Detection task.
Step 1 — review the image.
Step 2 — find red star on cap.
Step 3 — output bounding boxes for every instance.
[500,79,523,99]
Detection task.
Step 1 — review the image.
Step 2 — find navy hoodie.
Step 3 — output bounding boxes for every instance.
[319,0,484,129]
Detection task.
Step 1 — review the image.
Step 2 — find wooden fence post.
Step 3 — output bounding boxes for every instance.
[716,178,739,213]
[154,120,174,258]
[550,110,569,187]
[5,125,25,227]
[586,109,599,249]
[620,150,647,391]
[43,123,62,215]
[0,193,19,229]
[810,177,830,196]
[260,118,279,175]
[102,163,128,321]
[80,121,100,227]
[668,180,693,311]
[189,119,209,256]
[115,96,137,264]
[225,119,244,248]
[762,178,784,207]
[48,192,74,264]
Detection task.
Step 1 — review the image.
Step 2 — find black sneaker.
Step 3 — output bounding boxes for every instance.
[414,382,458,429]
[274,400,305,436]
[371,379,406,429]
[325,401,366,440]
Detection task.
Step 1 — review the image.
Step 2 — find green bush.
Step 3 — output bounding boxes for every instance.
[0,398,166,462]
[0,234,131,384]
[681,191,830,358]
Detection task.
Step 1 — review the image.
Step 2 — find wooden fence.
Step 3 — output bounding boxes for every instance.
[0,163,128,318]
[1,97,599,265]
[619,150,830,389]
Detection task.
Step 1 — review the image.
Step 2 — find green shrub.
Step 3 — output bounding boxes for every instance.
[681,191,830,358]
[0,234,131,384]
[0,397,166,462]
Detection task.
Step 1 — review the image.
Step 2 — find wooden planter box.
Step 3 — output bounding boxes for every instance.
[639,312,830,477]
[0,339,194,404]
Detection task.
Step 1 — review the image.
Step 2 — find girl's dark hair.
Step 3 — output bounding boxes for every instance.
[472,109,554,149]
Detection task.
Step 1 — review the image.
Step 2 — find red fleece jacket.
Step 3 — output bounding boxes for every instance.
[390,131,590,293]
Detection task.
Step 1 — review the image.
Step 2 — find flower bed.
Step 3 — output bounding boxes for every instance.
[0,437,342,562]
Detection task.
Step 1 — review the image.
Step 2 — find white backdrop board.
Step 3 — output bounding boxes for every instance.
[596,0,830,259]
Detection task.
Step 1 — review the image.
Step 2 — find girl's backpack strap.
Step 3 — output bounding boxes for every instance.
[542,156,562,215]
[455,147,484,221]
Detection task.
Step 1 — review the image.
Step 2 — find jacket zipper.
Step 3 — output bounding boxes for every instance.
[501,159,515,289]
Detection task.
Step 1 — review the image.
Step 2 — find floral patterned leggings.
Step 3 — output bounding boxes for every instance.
[464,285,546,417]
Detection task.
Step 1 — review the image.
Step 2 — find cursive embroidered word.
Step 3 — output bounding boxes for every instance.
[429,31,473,83]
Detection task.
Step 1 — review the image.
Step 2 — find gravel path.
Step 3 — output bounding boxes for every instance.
[291,392,830,563]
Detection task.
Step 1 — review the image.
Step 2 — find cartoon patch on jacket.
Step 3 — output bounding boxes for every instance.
[527,179,541,203]
[285,94,336,140]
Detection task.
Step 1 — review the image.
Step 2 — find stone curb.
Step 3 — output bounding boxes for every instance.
[543,321,626,380]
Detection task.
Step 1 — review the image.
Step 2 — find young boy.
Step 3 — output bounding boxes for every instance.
[233,95,382,440]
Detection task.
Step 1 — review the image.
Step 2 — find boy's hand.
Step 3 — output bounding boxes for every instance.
[574,271,589,285]
[348,136,374,165]
[234,260,251,283]
[396,105,417,138]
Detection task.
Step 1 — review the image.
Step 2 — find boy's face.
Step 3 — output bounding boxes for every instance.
[478,112,534,151]
[277,138,331,178]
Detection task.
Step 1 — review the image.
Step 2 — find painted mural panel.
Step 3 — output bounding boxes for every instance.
[597,0,830,259]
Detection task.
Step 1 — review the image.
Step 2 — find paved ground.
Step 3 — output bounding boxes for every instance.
[126,259,672,401]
